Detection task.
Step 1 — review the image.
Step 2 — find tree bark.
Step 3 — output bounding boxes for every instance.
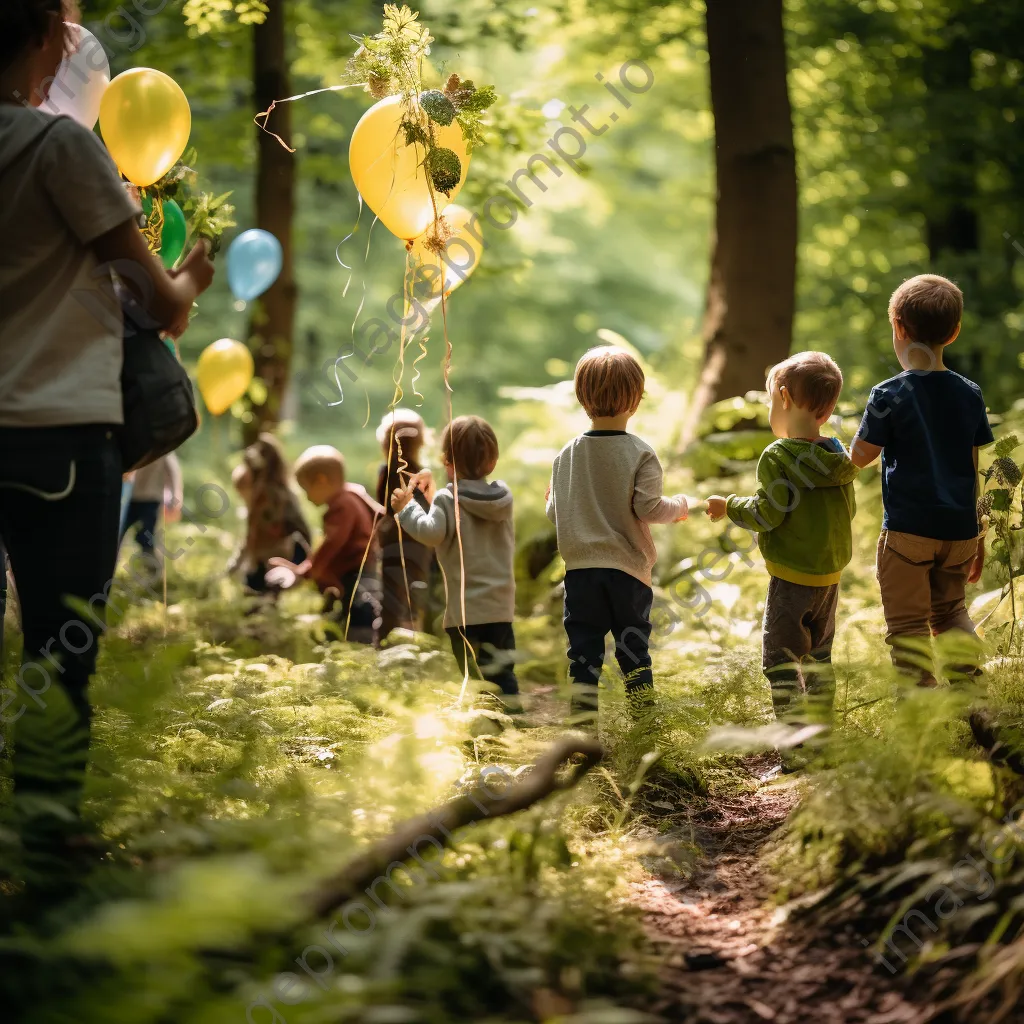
[684,0,797,441]
[921,35,982,380]
[245,0,296,442]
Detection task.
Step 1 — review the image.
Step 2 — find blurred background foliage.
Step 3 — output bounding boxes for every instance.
[79,0,1024,484]
[5,2,1024,1020]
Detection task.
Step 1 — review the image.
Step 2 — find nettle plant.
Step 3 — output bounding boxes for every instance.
[979,433,1024,651]
[346,4,497,198]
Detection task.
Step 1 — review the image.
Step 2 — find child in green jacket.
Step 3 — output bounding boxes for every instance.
[706,352,857,729]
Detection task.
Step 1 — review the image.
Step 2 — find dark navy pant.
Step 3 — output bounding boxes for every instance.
[563,567,654,707]
[446,621,519,695]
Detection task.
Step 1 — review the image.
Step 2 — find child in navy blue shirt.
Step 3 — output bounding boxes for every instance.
[851,274,992,685]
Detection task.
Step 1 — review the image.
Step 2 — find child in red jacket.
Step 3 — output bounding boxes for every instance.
[267,445,384,644]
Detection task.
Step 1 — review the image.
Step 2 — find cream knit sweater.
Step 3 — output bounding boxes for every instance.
[545,431,687,586]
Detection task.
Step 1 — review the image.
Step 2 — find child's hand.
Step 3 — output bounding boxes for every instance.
[706,496,728,522]
[265,565,298,590]
[677,497,704,522]
[163,502,182,524]
[411,469,436,503]
[391,484,414,513]
[968,537,986,584]
[545,481,551,502]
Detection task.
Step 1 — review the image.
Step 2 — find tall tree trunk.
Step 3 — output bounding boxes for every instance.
[683,0,797,442]
[921,34,981,380]
[245,0,296,442]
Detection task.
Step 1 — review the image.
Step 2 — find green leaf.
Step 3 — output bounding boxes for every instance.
[991,488,1012,512]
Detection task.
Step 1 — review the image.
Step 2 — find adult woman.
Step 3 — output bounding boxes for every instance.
[0,1,215,879]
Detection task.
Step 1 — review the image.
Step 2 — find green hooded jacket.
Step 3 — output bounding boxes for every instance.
[726,437,858,587]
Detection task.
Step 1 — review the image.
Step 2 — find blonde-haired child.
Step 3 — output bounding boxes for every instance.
[268,445,384,645]
[547,347,691,720]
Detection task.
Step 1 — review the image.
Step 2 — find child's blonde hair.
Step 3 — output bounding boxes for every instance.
[376,409,426,458]
[573,347,645,419]
[295,445,345,487]
[767,351,843,420]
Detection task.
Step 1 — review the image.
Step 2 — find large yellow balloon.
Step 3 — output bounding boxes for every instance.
[196,339,254,416]
[349,95,470,242]
[409,205,484,308]
[99,68,191,187]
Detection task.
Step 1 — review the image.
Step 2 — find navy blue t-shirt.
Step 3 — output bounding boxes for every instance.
[856,370,993,541]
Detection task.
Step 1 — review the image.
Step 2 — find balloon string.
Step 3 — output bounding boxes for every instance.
[345,253,416,642]
[325,204,377,411]
[335,192,364,296]
[420,179,473,703]
[141,192,164,256]
[410,320,429,404]
[254,83,365,153]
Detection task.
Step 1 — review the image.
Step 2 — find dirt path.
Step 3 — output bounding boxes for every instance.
[630,756,938,1024]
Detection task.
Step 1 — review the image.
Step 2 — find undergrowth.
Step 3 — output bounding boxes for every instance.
[3,387,1024,1021]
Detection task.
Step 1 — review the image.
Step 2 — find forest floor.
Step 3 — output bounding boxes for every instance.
[628,754,939,1024]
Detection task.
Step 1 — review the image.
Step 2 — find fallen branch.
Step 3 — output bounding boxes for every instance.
[307,735,604,918]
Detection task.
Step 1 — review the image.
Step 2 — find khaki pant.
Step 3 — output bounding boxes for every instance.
[875,530,981,684]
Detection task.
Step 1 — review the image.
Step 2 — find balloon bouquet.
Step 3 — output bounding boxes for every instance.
[345,31,495,385]
[317,5,496,402]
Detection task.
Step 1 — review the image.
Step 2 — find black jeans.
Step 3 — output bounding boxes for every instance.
[564,567,654,709]
[121,499,160,556]
[445,622,519,695]
[0,425,122,825]
[325,569,382,646]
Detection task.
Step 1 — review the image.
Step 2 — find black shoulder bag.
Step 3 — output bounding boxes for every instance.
[119,302,199,472]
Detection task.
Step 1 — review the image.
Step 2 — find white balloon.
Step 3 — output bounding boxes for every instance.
[40,24,110,129]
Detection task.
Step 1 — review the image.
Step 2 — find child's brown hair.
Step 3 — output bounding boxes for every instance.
[441,415,499,480]
[573,346,645,419]
[768,351,844,421]
[888,274,963,347]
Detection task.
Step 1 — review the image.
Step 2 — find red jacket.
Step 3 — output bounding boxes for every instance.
[308,484,383,592]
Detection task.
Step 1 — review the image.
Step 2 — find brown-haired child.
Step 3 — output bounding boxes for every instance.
[546,346,690,720]
[375,409,436,639]
[267,445,384,645]
[851,274,992,684]
[229,433,311,594]
[707,351,857,739]
[391,415,520,709]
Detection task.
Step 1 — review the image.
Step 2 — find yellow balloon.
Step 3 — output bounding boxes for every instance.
[99,68,191,187]
[409,205,484,307]
[349,94,470,242]
[196,339,254,416]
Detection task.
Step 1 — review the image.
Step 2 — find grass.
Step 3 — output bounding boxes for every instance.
[2,392,1024,1021]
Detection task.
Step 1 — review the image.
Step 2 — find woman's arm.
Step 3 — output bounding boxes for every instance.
[91,219,215,336]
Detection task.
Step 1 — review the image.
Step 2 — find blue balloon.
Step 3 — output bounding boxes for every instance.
[226,229,283,302]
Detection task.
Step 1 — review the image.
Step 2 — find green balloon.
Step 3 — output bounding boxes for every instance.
[142,196,187,269]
